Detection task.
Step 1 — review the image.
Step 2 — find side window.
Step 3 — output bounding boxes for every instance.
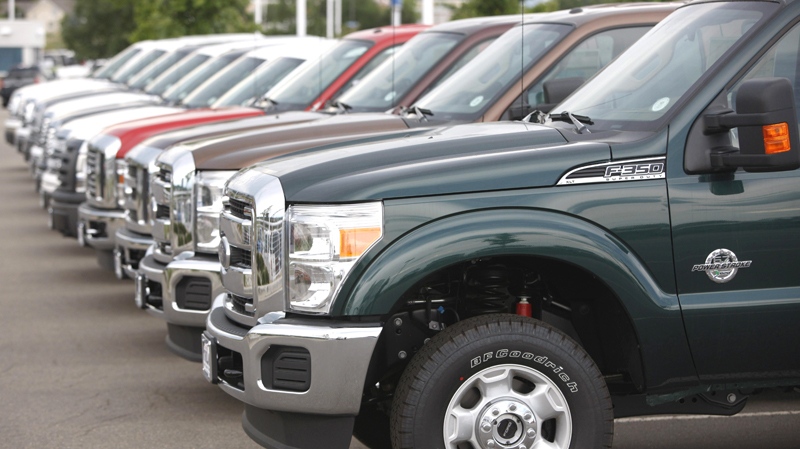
[332,45,401,100]
[730,23,800,126]
[502,26,651,119]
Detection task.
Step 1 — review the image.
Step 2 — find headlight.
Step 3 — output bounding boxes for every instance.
[194,170,236,254]
[23,101,35,125]
[44,121,60,156]
[115,159,127,208]
[287,202,383,314]
[8,92,20,115]
[75,142,88,193]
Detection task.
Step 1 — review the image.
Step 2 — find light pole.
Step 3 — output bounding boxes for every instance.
[391,0,401,26]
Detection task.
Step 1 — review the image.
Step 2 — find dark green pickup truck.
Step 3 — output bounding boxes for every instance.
[203,1,800,448]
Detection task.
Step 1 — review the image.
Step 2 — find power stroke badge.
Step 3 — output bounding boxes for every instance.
[692,249,752,283]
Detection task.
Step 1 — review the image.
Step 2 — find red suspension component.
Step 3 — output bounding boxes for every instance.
[515,297,532,317]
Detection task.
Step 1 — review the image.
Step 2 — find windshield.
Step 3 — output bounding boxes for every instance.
[554,2,775,131]
[110,49,166,84]
[161,53,241,104]
[181,56,265,108]
[92,46,141,79]
[265,39,373,110]
[334,31,463,112]
[413,23,571,121]
[213,57,305,107]
[128,50,190,90]
[144,54,210,96]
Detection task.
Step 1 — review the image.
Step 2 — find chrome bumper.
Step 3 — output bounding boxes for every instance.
[138,253,223,328]
[5,118,20,144]
[40,170,60,209]
[205,295,382,415]
[115,227,153,279]
[77,203,125,251]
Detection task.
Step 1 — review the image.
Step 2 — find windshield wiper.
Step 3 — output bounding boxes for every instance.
[401,105,434,122]
[255,96,279,111]
[330,100,352,114]
[548,111,593,134]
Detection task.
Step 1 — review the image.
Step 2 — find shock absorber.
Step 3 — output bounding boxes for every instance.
[463,264,514,315]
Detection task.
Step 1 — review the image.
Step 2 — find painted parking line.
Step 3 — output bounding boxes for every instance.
[617,410,800,423]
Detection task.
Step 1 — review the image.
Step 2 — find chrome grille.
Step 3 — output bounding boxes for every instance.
[85,146,103,200]
[221,194,256,321]
[228,198,250,220]
[124,164,149,226]
[151,165,173,263]
[230,293,254,315]
[220,175,285,327]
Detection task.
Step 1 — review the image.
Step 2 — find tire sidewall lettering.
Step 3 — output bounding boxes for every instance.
[468,347,579,393]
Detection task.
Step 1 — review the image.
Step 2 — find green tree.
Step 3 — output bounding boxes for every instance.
[61,0,136,60]
[130,0,258,41]
[450,0,521,20]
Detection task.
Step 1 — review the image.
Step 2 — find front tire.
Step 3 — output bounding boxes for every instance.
[391,314,613,449]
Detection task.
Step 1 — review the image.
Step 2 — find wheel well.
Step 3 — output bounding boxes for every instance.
[362,255,645,407]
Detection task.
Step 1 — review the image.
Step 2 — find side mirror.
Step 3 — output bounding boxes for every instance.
[535,77,585,113]
[544,77,585,106]
[705,77,800,172]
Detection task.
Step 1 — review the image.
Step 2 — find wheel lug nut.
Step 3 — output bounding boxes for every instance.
[527,428,536,438]
[487,440,495,448]
[519,445,526,449]
[481,423,492,433]
[509,404,517,412]
[523,413,533,422]
[492,408,500,416]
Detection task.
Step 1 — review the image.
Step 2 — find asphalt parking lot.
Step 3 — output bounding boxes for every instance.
[1,109,798,449]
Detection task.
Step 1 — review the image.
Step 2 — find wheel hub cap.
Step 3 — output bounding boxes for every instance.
[478,399,536,449]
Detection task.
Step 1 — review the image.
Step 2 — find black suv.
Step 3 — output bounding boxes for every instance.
[1,65,49,107]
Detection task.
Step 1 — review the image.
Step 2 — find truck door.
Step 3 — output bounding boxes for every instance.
[669,22,800,381]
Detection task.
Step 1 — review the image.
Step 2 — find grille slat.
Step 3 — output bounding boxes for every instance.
[230,293,254,316]
[155,204,170,219]
[86,148,103,199]
[228,198,250,220]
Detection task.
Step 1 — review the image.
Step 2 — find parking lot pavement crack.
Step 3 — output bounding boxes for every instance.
[76,411,137,437]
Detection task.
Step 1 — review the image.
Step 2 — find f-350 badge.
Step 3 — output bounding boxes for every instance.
[692,249,751,283]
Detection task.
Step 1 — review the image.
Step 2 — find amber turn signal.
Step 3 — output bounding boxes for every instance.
[763,123,791,154]
[340,227,381,259]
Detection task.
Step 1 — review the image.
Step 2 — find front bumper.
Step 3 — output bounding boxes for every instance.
[5,117,20,144]
[49,188,84,237]
[77,203,125,251]
[114,227,153,279]
[204,296,382,416]
[137,253,224,361]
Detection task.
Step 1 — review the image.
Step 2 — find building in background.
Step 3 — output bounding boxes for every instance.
[24,0,73,36]
[0,19,46,73]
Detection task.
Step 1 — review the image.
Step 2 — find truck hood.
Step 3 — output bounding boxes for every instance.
[241,122,610,202]
[192,113,433,170]
[63,106,184,142]
[142,111,326,152]
[103,106,267,157]
[50,91,162,121]
[16,78,116,100]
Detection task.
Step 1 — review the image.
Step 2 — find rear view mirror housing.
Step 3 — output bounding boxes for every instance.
[704,77,800,172]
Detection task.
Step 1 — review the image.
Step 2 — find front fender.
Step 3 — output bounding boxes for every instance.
[336,208,696,391]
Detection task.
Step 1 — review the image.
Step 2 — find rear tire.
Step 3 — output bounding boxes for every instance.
[390,314,613,449]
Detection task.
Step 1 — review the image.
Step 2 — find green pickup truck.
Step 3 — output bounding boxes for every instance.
[204,1,800,448]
